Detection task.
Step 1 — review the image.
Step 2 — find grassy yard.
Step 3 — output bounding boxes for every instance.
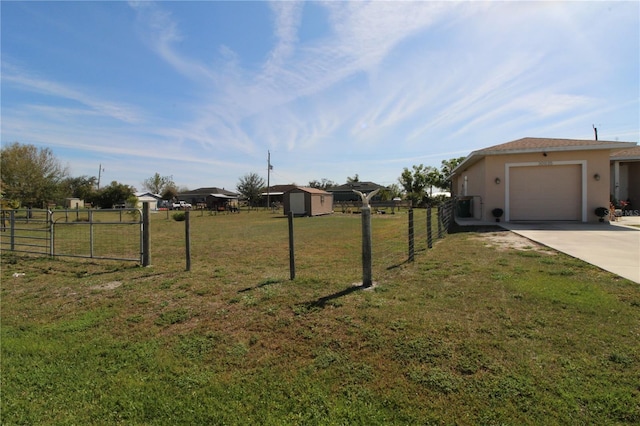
[2,210,639,424]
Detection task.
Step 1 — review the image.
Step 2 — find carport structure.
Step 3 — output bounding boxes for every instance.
[450,137,637,223]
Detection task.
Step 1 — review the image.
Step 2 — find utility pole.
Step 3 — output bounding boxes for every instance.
[97,164,104,189]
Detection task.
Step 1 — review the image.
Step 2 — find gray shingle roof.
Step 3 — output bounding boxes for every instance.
[451,137,637,177]
[481,137,633,153]
[610,146,640,160]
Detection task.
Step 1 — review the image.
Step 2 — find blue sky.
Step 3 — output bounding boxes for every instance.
[2,1,638,192]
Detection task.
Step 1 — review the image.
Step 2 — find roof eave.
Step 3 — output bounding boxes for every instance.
[450,141,637,178]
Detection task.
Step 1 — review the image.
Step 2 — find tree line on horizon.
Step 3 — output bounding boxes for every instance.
[1,142,463,209]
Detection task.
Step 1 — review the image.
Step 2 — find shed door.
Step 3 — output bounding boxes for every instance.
[509,165,581,221]
[290,192,305,214]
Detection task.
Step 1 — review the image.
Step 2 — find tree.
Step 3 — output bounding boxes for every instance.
[398,164,434,207]
[378,183,402,201]
[0,142,69,207]
[236,172,265,208]
[142,173,175,195]
[161,186,178,201]
[432,157,466,191]
[59,175,98,202]
[308,178,336,190]
[89,181,135,209]
[347,174,360,183]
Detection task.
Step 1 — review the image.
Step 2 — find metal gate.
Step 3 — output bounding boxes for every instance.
[0,209,53,255]
[1,208,145,263]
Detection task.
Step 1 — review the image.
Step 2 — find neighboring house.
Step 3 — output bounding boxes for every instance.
[177,187,239,211]
[450,137,637,223]
[284,187,333,217]
[326,181,386,203]
[261,184,298,207]
[133,192,162,210]
[610,146,640,209]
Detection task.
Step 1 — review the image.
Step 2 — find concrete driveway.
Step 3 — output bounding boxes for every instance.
[500,216,640,284]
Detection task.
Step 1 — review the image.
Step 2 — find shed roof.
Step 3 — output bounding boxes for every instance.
[286,186,331,195]
[451,137,637,176]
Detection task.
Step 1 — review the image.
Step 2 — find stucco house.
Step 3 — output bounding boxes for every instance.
[450,137,637,223]
[284,187,333,217]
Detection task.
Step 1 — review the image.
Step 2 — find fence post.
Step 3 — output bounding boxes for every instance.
[89,209,94,258]
[48,210,54,256]
[185,210,191,271]
[361,205,373,287]
[288,211,295,280]
[437,205,443,239]
[408,209,415,262]
[10,210,15,251]
[427,206,433,249]
[142,202,150,266]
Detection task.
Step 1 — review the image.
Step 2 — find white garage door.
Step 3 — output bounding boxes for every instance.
[509,165,582,221]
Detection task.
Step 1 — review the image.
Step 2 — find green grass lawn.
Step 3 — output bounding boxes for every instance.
[2,210,639,424]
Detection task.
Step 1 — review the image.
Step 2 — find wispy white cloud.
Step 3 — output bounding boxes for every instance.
[2,64,144,124]
[2,1,637,189]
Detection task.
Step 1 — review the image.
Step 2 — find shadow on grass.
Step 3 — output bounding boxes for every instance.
[297,284,367,311]
[448,223,504,234]
[238,277,285,293]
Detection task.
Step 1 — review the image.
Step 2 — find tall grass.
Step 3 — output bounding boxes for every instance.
[2,210,639,424]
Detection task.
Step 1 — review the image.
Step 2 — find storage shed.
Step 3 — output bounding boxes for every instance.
[284,187,333,217]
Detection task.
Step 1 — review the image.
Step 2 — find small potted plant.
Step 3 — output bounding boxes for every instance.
[492,208,504,222]
[594,207,608,222]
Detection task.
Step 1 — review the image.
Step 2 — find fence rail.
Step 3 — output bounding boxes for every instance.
[1,209,53,255]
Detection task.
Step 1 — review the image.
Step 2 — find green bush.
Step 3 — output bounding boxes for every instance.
[172,212,186,221]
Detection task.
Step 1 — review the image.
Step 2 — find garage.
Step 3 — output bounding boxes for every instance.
[508,164,582,221]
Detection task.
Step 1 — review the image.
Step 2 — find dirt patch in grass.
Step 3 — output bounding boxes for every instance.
[90,281,123,290]
[475,230,554,254]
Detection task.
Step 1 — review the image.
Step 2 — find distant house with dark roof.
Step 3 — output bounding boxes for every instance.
[261,184,298,207]
[177,187,239,211]
[326,181,386,203]
[450,137,637,222]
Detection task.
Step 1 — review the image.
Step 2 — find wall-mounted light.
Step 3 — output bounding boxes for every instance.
[594,173,601,181]
[494,177,501,184]
[543,152,548,157]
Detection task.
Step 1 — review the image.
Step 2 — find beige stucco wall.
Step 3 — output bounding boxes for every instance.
[454,150,611,222]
